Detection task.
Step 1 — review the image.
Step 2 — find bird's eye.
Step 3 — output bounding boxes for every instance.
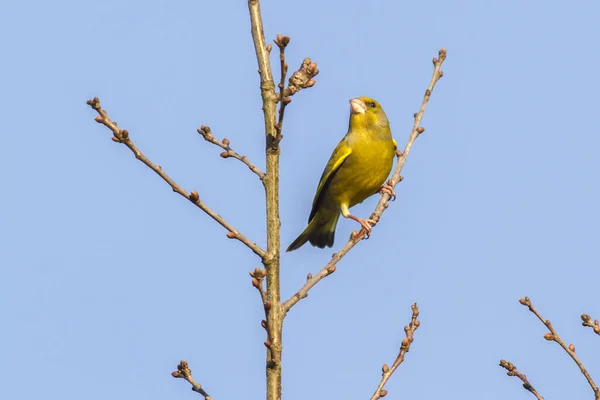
[369,101,376,108]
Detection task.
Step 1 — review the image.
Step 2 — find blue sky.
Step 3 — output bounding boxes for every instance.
[2,0,600,399]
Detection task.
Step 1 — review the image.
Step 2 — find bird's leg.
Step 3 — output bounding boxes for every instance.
[378,181,396,201]
[342,204,377,239]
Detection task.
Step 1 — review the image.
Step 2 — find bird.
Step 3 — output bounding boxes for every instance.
[286,96,397,252]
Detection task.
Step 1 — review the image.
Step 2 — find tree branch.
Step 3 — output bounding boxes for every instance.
[197,125,265,181]
[172,360,213,399]
[86,97,266,260]
[499,360,544,400]
[519,297,600,399]
[282,49,446,313]
[247,2,283,400]
[369,304,420,400]
[581,314,600,336]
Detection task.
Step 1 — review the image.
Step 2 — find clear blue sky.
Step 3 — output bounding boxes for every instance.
[2,1,599,399]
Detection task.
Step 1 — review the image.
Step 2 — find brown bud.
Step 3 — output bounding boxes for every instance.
[120,129,129,139]
[283,97,292,105]
[189,191,199,202]
[432,57,438,64]
[581,314,591,322]
[519,297,531,306]
[438,70,444,78]
[382,364,389,373]
[414,320,421,327]
[380,390,388,397]
[543,333,555,341]
[264,340,272,348]
[254,267,262,277]
[425,89,431,96]
[111,137,120,142]
[281,36,290,46]
[401,337,410,348]
[94,116,104,123]
[222,138,230,146]
[327,265,336,275]
[266,44,272,52]
[226,232,236,239]
[252,278,260,288]
[171,371,182,378]
[306,273,313,280]
[569,344,575,352]
[261,320,267,329]
[265,301,272,311]
[413,112,418,118]
[220,151,230,158]
[417,127,425,134]
[306,80,316,88]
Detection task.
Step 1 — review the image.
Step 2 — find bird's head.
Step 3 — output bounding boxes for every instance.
[349,97,389,131]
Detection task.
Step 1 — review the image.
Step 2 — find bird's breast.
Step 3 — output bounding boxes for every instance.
[327,137,395,208]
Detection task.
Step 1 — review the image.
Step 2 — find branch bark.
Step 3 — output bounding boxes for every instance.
[520,297,600,399]
[247,2,283,400]
[283,50,447,313]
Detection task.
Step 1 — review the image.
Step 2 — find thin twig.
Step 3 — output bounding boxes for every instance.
[172,360,213,399]
[250,267,272,345]
[369,304,420,400]
[282,49,446,313]
[520,297,600,399]
[581,314,600,336]
[274,34,290,147]
[197,125,265,181]
[86,97,266,260]
[499,360,544,400]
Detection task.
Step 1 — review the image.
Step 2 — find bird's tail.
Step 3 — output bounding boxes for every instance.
[286,211,340,252]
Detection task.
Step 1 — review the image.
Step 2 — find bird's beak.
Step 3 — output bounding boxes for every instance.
[349,98,366,115]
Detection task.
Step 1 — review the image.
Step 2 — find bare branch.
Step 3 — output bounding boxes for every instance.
[86,97,266,260]
[519,297,600,399]
[248,2,284,400]
[274,34,291,147]
[581,314,600,336]
[499,360,544,400]
[172,360,213,399]
[369,304,420,400]
[250,267,273,345]
[283,49,446,313]
[197,125,265,181]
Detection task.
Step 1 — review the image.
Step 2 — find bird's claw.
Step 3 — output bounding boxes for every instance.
[356,218,377,239]
[379,183,396,201]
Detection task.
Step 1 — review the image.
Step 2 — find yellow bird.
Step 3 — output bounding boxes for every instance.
[286,97,397,252]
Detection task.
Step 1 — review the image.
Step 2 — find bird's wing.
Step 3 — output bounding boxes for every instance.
[308,140,352,222]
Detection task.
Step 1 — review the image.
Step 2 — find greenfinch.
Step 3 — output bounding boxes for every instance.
[286,97,396,252]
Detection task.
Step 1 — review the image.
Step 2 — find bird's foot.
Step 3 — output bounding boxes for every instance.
[379,182,396,201]
[348,215,377,239]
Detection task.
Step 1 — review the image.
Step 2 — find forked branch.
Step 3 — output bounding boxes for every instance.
[519,297,600,399]
[86,97,266,260]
